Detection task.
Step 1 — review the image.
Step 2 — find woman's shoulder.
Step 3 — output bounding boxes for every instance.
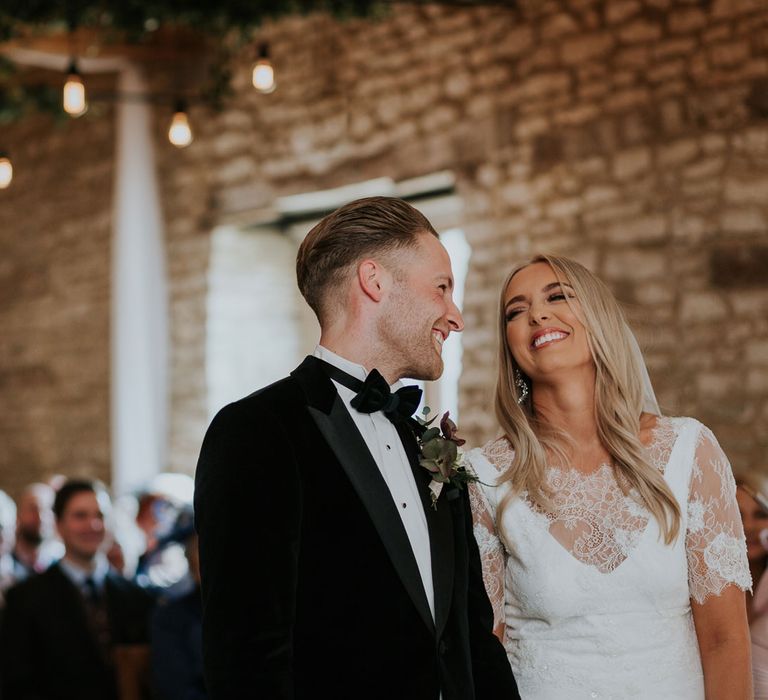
[466,436,514,478]
[642,413,709,446]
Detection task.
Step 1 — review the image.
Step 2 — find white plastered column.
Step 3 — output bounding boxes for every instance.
[111,64,168,495]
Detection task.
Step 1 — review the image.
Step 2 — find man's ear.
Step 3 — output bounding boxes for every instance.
[357,259,387,302]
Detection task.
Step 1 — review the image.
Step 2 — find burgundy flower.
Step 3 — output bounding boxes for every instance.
[440,411,466,446]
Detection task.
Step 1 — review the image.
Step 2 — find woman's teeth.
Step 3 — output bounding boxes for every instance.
[533,331,567,348]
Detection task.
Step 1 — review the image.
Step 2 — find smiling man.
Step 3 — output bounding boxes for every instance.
[195,196,518,700]
[0,480,155,700]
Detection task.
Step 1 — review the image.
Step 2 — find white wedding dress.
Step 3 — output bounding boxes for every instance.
[468,416,751,700]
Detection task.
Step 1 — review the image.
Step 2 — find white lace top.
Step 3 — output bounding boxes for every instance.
[468,416,750,700]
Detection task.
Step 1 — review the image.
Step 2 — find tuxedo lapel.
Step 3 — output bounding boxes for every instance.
[291,357,435,634]
[397,423,455,640]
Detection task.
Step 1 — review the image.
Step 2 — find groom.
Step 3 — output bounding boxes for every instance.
[194,197,518,699]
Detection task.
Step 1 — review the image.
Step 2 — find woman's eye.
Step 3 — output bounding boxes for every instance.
[505,309,523,321]
[548,292,566,302]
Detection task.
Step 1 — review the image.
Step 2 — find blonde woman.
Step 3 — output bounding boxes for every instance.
[468,254,751,699]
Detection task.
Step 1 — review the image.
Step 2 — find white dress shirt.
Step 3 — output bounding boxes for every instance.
[313,345,435,620]
[58,553,110,597]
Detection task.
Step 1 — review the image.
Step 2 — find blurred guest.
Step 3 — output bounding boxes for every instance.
[736,475,768,698]
[736,475,768,620]
[151,526,205,700]
[135,487,192,595]
[0,490,16,607]
[0,479,155,700]
[106,538,127,577]
[11,482,62,581]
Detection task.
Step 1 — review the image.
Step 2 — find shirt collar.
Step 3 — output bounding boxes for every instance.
[313,345,403,390]
[58,554,109,589]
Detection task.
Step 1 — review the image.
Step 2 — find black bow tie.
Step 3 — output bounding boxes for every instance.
[316,360,422,426]
[350,370,422,424]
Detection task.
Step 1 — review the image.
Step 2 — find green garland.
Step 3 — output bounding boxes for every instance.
[0,1,387,42]
[0,1,388,123]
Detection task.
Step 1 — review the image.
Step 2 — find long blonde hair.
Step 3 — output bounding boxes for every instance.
[494,254,681,544]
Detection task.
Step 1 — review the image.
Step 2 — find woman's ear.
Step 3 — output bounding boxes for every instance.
[357,259,386,302]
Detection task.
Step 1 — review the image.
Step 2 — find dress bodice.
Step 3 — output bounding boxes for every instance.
[468,416,750,700]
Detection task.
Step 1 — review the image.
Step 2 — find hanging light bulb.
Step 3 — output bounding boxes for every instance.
[0,152,12,189]
[63,59,87,116]
[168,100,193,148]
[252,43,276,94]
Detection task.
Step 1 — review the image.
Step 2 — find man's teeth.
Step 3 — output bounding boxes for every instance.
[433,332,444,346]
[533,332,567,348]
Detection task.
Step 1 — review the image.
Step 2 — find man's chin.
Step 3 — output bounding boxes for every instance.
[415,358,444,383]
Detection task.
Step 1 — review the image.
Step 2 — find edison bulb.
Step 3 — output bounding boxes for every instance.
[168,111,193,148]
[63,71,87,116]
[252,60,276,93]
[0,157,12,189]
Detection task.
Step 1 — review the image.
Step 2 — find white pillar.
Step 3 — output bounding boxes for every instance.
[111,64,169,495]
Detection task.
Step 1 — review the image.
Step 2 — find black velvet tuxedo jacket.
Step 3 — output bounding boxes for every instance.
[0,562,155,700]
[194,355,518,700]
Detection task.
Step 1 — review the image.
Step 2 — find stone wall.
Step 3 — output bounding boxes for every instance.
[2,0,767,496]
[155,0,767,472]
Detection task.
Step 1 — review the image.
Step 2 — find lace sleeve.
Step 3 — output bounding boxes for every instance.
[468,475,506,632]
[685,424,752,604]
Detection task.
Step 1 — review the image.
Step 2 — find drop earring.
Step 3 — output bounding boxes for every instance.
[514,369,529,405]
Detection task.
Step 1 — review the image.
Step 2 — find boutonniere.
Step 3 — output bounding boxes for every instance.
[415,409,479,509]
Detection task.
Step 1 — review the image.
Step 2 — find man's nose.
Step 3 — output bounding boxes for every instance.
[447,298,464,333]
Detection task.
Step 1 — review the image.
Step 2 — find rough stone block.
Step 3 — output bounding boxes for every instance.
[612,146,652,179]
[546,197,583,219]
[647,60,687,83]
[620,19,663,43]
[604,214,668,244]
[657,139,699,166]
[720,208,766,233]
[554,104,601,126]
[683,156,724,180]
[680,291,729,323]
[603,249,667,281]
[710,245,768,288]
[747,369,768,394]
[654,38,697,59]
[605,88,650,112]
[541,13,580,40]
[668,8,707,33]
[561,33,615,64]
[501,182,533,208]
[746,339,768,365]
[584,185,620,205]
[709,41,751,67]
[605,0,641,24]
[724,176,768,204]
[522,72,572,100]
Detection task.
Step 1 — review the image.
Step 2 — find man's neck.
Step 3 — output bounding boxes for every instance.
[62,552,97,574]
[318,335,403,385]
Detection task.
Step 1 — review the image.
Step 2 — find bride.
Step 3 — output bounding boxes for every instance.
[468,254,751,699]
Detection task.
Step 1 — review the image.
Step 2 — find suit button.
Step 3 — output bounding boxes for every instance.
[438,640,447,656]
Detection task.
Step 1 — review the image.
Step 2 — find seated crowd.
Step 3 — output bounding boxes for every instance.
[0,478,204,700]
[3,470,768,699]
